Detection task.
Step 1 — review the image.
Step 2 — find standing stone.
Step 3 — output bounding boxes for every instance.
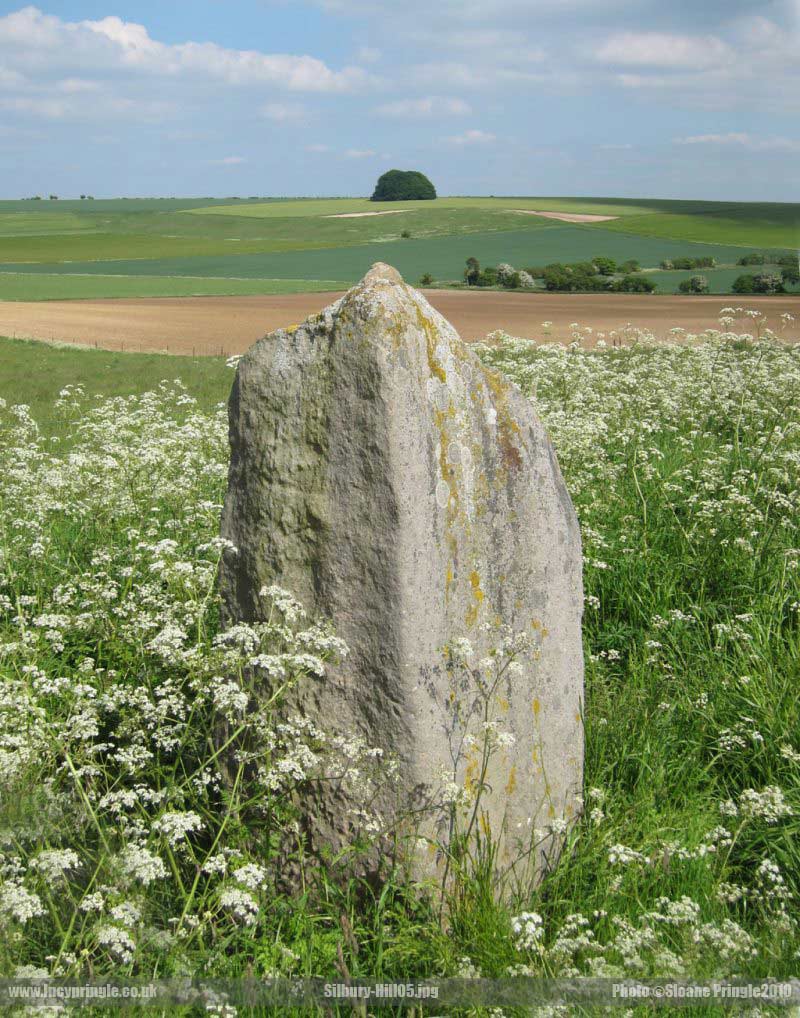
[219,263,584,893]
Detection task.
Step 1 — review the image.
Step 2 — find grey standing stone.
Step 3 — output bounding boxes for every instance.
[219,262,584,892]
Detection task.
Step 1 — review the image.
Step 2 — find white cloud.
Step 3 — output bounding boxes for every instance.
[446,129,496,145]
[0,6,369,96]
[56,78,101,94]
[674,132,800,152]
[262,102,308,122]
[344,148,377,158]
[357,45,381,63]
[599,143,634,150]
[595,31,732,69]
[211,155,247,165]
[305,143,332,153]
[375,96,470,118]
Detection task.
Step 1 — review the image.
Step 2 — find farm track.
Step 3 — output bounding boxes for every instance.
[1,291,798,355]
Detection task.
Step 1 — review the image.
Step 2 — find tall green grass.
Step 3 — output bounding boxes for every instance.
[0,319,797,1015]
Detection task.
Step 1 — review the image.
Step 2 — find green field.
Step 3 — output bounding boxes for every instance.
[0,336,230,428]
[1,227,787,298]
[0,195,796,301]
[0,273,349,301]
[645,265,796,295]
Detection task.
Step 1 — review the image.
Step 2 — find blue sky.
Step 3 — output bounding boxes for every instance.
[0,1,798,200]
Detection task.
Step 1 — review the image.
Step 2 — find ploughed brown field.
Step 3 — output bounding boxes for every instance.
[1,291,798,355]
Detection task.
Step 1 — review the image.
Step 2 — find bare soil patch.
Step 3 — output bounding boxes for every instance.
[1,292,797,356]
[510,210,620,223]
[324,210,410,219]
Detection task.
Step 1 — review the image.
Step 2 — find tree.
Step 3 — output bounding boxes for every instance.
[732,274,757,294]
[464,257,480,286]
[592,256,616,276]
[612,275,656,293]
[753,272,784,294]
[496,263,516,286]
[477,267,498,287]
[678,275,709,294]
[781,265,799,286]
[517,270,535,289]
[619,259,640,273]
[370,169,436,201]
[737,252,767,266]
[418,272,434,286]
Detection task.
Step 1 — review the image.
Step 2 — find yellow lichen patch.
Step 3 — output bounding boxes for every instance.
[478,363,523,473]
[465,569,485,629]
[465,754,480,795]
[532,698,541,717]
[505,766,517,795]
[548,804,556,818]
[416,304,448,384]
[532,747,538,763]
[498,697,509,713]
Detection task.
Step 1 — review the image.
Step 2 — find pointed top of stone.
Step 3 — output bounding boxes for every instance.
[362,262,404,286]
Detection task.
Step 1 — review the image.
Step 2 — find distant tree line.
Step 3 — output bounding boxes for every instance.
[419,251,799,296]
[737,252,797,267]
[458,256,655,293]
[660,256,717,270]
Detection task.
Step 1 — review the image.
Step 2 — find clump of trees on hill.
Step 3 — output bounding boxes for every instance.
[539,259,655,293]
[732,272,789,295]
[730,253,798,293]
[464,258,533,289]
[660,256,716,270]
[678,275,710,294]
[371,169,436,201]
[737,252,797,267]
[461,255,655,293]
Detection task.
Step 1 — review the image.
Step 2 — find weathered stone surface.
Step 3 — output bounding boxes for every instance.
[219,262,584,891]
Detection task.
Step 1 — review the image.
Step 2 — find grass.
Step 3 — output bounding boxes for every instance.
[0,320,798,1010]
[0,197,789,295]
[604,211,798,251]
[646,265,799,295]
[187,196,657,219]
[0,227,761,287]
[0,274,349,301]
[0,336,230,430]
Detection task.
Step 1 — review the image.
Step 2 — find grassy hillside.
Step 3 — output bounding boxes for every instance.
[0,273,349,301]
[0,336,230,428]
[0,195,795,300]
[0,227,766,288]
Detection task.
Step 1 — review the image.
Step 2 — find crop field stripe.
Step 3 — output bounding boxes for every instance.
[602,213,798,251]
[0,227,771,288]
[187,196,657,220]
[0,273,351,301]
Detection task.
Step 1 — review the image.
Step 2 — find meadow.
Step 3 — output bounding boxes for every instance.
[0,311,798,1013]
[0,274,351,302]
[0,195,796,302]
